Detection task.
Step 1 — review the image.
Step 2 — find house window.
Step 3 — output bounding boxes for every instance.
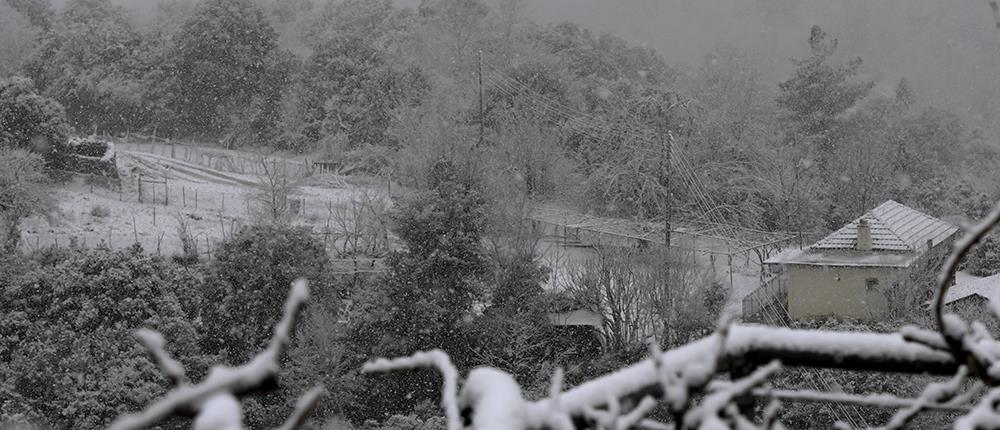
[866,278,880,292]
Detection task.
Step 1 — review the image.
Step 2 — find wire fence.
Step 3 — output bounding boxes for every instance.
[116,141,315,177]
[23,175,392,272]
[19,216,389,273]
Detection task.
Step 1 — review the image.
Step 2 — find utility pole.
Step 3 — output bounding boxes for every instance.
[477,50,485,147]
[663,131,673,248]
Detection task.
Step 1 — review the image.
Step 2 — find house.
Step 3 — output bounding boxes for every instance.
[765,200,959,320]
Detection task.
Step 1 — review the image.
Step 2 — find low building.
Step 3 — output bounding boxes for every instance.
[62,136,118,178]
[945,274,1000,328]
[766,200,958,320]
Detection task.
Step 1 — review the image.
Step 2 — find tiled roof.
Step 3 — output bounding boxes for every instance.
[812,200,958,252]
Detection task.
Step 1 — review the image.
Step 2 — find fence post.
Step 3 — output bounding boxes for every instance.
[182,186,186,207]
[164,180,169,206]
[729,254,735,291]
[137,174,143,203]
[195,189,198,209]
[152,205,157,226]
[222,194,225,212]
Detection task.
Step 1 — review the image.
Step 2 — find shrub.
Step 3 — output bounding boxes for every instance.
[963,234,1000,277]
[172,215,199,265]
[0,148,52,252]
[0,76,71,159]
[0,246,210,430]
[89,204,110,217]
[204,224,336,363]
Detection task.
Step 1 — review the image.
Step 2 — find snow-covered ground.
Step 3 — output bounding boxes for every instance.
[19,149,386,258]
[534,218,780,321]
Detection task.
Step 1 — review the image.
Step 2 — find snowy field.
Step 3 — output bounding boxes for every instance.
[19,148,389,258]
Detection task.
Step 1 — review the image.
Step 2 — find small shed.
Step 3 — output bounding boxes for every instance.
[945,274,1000,321]
[766,200,959,320]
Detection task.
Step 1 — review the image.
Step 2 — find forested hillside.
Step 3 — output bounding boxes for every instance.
[4,0,997,230]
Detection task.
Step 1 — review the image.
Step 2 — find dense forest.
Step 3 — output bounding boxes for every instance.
[3,0,1000,428]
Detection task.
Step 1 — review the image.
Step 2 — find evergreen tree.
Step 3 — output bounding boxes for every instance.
[343,160,486,420]
[0,76,71,156]
[776,25,873,144]
[159,0,285,139]
[28,0,149,134]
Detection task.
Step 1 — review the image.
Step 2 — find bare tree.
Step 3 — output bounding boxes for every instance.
[325,189,391,257]
[565,246,719,350]
[254,155,301,224]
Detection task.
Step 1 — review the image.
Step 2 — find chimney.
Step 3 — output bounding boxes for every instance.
[856,218,873,251]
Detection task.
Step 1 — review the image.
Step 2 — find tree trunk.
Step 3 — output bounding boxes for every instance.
[3,216,21,253]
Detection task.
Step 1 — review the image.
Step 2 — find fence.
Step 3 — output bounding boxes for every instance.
[24,175,391,265]
[741,273,789,321]
[19,216,388,268]
[116,141,314,177]
[85,171,258,215]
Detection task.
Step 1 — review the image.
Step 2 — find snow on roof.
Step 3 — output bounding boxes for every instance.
[763,247,806,265]
[945,273,1000,305]
[773,201,958,268]
[767,249,918,268]
[812,200,958,252]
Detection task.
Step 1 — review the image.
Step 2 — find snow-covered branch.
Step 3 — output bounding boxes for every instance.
[880,366,967,429]
[109,279,314,430]
[362,350,461,430]
[685,360,781,429]
[275,386,326,430]
[135,328,188,386]
[366,324,966,429]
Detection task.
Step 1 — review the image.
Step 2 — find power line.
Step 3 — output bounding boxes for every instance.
[482,65,743,243]
[483,61,869,429]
